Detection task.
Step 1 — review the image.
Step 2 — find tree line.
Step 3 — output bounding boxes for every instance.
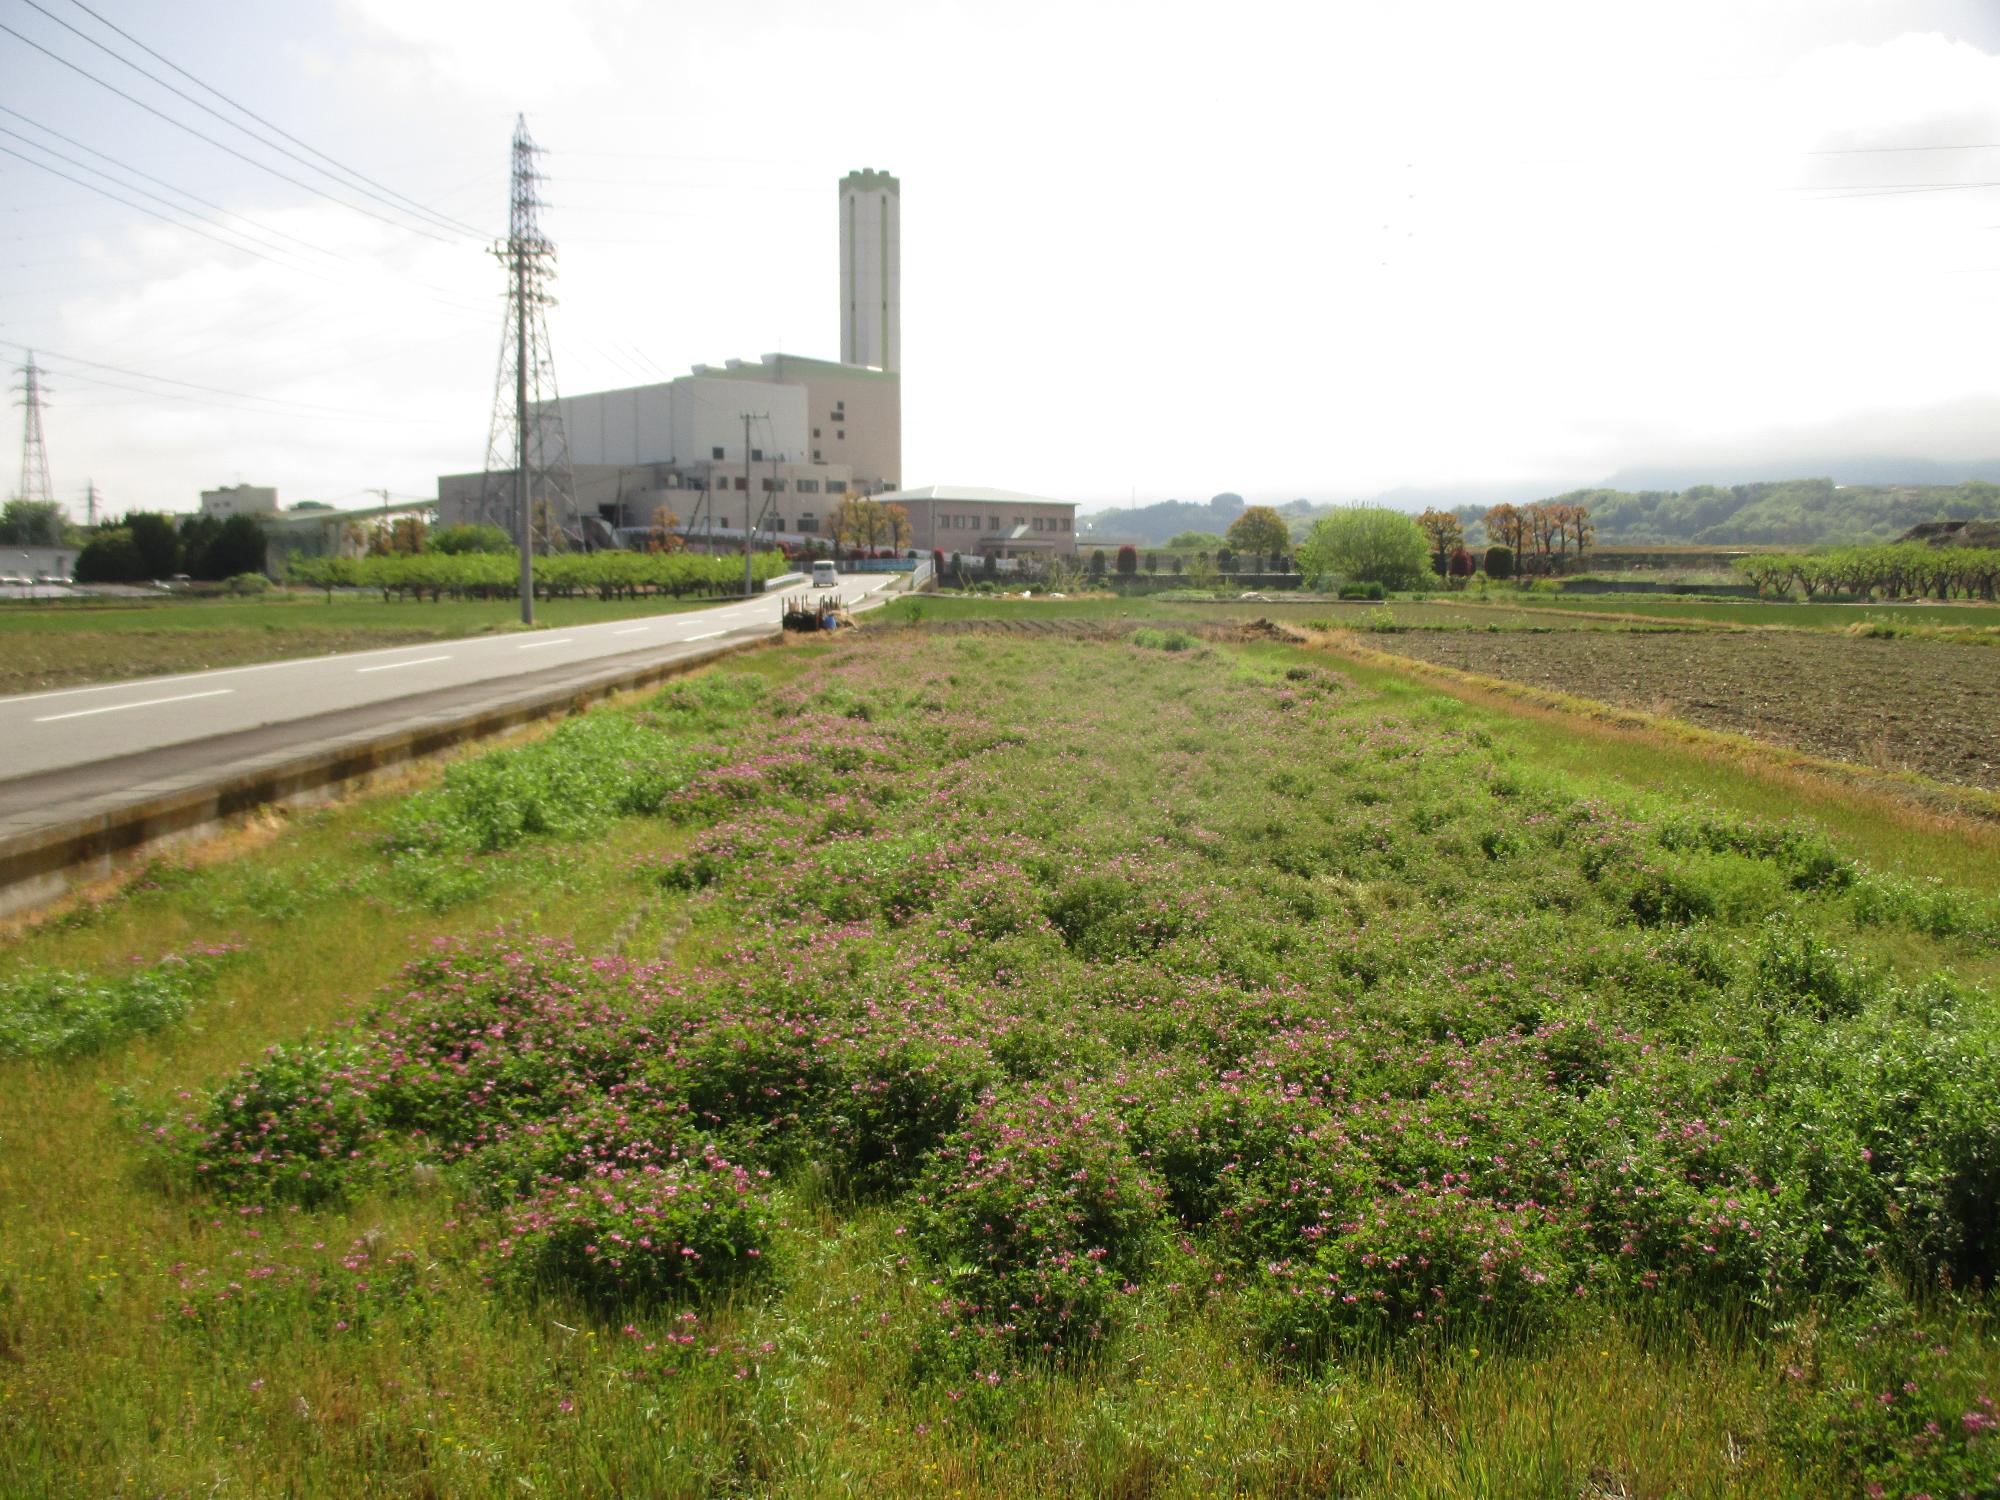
[1735,544,2000,601]
[287,549,788,601]
[73,512,269,584]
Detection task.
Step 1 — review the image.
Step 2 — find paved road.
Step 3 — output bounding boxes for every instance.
[0,571,894,783]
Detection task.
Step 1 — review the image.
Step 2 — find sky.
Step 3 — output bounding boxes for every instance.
[6,0,2000,518]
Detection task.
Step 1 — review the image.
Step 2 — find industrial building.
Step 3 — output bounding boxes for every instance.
[881,485,1078,561]
[438,170,902,542]
[200,484,277,519]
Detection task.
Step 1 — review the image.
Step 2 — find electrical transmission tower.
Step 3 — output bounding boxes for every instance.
[13,352,55,510]
[477,114,578,607]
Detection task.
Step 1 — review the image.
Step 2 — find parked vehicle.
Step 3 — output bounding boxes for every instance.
[811,561,839,588]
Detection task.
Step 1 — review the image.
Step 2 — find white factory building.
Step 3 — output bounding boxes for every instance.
[438,170,902,544]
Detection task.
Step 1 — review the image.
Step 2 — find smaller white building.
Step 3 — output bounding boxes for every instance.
[201,484,278,519]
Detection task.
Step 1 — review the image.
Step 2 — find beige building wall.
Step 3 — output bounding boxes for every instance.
[702,354,900,495]
[200,484,278,519]
[889,495,1079,558]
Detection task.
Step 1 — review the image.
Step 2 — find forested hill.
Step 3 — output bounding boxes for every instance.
[1469,479,2000,546]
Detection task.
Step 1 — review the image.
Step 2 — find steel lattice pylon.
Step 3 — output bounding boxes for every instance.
[14,352,54,509]
[477,115,578,554]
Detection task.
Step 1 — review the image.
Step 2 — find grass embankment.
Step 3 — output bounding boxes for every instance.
[0,592,737,697]
[1,629,1997,1496]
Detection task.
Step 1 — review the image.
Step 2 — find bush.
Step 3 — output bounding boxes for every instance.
[227,571,270,594]
[1296,505,1430,590]
[1485,545,1514,580]
[0,950,227,1060]
[1114,544,1138,577]
[484,1153,772,1309]
[427,523,514,555]
[914,1092,1164,1352]
[1337,582,1387,601]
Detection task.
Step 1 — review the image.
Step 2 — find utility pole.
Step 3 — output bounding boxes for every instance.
[84,480,98,528]
[477,115,577,627]
[515,228,532,624]
[13,352,54,512]
[740,411,767,595]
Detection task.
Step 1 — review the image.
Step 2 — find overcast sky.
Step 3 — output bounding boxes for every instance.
[6,0,2000,517]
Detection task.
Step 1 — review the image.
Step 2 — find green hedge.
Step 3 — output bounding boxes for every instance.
[289,550,787,601]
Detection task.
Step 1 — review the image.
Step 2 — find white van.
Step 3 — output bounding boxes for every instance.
[811,561,839,589]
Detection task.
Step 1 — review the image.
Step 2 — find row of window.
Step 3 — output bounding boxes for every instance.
[709,476,846,493]
[934,514,1075,532]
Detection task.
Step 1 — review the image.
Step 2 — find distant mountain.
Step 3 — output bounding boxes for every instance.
[1600,457,2000,492]
[1079,494,1246,546]
[1541,478,2000,546]
[1371,478,1579,512]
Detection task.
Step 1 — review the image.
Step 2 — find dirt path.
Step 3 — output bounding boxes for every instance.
[1368,629,2000,789]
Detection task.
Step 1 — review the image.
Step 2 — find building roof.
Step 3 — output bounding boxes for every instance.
[879,485,1074,509]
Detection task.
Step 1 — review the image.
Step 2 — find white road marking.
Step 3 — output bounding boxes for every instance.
[356,655,452,674]
[35,688,234,723]
[611,626,649,635]
[685,630,725,641]
[516,637,575,650]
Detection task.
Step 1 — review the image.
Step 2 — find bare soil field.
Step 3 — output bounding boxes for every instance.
[1367,628,2000,789]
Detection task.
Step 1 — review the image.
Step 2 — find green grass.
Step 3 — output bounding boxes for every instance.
[0,590,740,695]
[1,633,1995,1496]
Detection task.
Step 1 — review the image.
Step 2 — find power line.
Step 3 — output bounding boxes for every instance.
[0,103,333,257]
[57,0,493,240]
[0,18,468,246]
[0,337,428,421]
[0,123,329,267]
[0,142,339,278]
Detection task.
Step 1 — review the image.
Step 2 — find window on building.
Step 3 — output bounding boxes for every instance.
[812,449,822,462]
[989,516,999,530]
[735,476,747,490]
[750,448,762,462]
[1063,518,1072,531]
[761,477,776,491]
[1033,518,1044,531]
[711,446,724,460]
[797,515,816,533]
[1014,517,1026,528]
[835,429,845,440]
[797,479,818,494]
[812,428,820,438]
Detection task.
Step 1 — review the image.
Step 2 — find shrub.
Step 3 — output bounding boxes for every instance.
[1296,505,1430,590]
[1249,1185,1568,1365]
[1485,545,1514,580]
[1114,544,1138,577]
[0,949,229,1060]
[914,1092,1164,1352]
[1337,582,1387,601]
[484,1153,772,1309]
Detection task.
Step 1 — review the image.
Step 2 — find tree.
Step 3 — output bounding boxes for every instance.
[1115,544,1138,578]
[73,527,145,583]
[0,499,66,545]
[126,512,182,578]
[828,496,910,551]
[1166,530,1228,550]
[1483,504,1526,566]
[981,551,998,581]
[1448,546,1476,581]
[1226,505,1290,557]
[1088,548,1107,579]
[1416,508,1465,577]
[428,523,513,554]
[202,514,268,578]
[1484,544,1514,580]
[1295,504,1430,590]
[646,505,683,554]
